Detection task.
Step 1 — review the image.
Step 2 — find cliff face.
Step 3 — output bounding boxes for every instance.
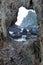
[0,0,43,65]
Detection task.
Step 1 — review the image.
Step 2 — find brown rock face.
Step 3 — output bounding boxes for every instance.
[0,0,42,65]
[0,59,4,65]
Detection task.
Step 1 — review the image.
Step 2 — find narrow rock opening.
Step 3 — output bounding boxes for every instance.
[8,6,39,42]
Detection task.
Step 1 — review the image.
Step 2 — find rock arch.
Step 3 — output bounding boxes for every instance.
[6,0,42,61]
[1,0,43,64]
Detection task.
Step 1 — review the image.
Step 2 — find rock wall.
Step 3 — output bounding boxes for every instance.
[0,0,43,65]
[0,38,41,65]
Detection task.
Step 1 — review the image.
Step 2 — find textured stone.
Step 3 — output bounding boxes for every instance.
[0,38,41,65]
[0,0,42,65]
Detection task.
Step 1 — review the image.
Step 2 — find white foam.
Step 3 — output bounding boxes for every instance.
[15,6,36,26]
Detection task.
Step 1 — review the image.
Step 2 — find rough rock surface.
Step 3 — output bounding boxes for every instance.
[0,37,41,65]
[0,0,42,65]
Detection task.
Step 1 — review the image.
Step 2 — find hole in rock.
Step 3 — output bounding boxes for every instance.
[8,6,39,42]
